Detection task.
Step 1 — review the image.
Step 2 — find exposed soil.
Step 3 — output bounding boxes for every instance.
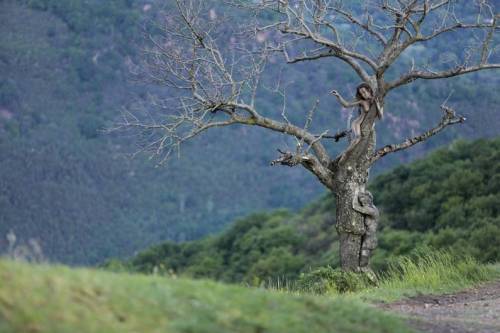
[379,281,500,333]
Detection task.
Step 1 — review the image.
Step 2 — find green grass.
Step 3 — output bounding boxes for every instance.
[285,251,498,303]
[354,251,498,302]
[489,263,500,275]
[0,259,413,333]
[1,252,497,333]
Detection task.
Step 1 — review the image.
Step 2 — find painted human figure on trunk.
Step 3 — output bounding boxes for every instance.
[331,83,383,163]
[352,189,379,269]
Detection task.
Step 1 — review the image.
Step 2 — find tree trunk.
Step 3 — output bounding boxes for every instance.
[334,174,368,271]
[332,100,379,271]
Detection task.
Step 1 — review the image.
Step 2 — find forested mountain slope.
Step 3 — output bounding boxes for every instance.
[1,0,499,265]
[121,138,500,285]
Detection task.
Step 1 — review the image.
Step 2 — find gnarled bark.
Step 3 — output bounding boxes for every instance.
[332,100,379,271]
[335,183,366,271]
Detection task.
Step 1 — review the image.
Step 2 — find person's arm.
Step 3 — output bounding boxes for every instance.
[331,90,361,108]
[352,190,379,217]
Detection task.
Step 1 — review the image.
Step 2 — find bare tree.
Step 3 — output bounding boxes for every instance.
[118,0,499,273]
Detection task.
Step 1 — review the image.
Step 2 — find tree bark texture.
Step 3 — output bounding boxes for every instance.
[332,101,379,271]
[336,189,365,270]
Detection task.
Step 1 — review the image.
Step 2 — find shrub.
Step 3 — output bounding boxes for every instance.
[297,266,372,294]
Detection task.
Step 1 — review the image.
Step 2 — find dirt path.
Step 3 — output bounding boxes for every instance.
[380,281,500,333]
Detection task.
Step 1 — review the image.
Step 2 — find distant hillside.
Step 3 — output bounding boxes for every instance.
[1,0,499,265]
[121,138,500,285]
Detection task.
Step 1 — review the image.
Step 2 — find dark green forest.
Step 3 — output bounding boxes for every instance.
[119,139,500,285]
[1,0,499,265]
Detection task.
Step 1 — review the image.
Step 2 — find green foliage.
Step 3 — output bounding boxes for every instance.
[293,251,497,301]
[359,250,496,302]
[297,267,371,294]
[293,250,496,301]
[124,210,307,284]
[121,138,500,285]
[0,259,414,333]
[371,139,500,265]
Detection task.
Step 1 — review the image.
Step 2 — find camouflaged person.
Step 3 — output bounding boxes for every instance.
[352,189,379,270]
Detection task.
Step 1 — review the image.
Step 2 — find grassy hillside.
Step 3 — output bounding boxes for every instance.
[117,138,500,285]
[0,259,414,333]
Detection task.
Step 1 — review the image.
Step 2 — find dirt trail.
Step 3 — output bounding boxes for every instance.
[380,281,500,333]
[379,281,500,333]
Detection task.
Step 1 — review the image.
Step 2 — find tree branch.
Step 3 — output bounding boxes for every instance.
[332,7,388,46]
[281,45,372,83]
[283,49,334,64]
[316,129,350,142]
[281,26,379,71]
[226,102,330,166]
[383,2,500,90]
[370,104,465,164]
[271,149,335,189]
[386,64,500,91]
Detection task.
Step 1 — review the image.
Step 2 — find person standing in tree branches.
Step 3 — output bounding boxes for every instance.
[331,84,383,146]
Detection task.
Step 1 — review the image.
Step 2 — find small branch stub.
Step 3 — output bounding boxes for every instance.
[271,149,304,167]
